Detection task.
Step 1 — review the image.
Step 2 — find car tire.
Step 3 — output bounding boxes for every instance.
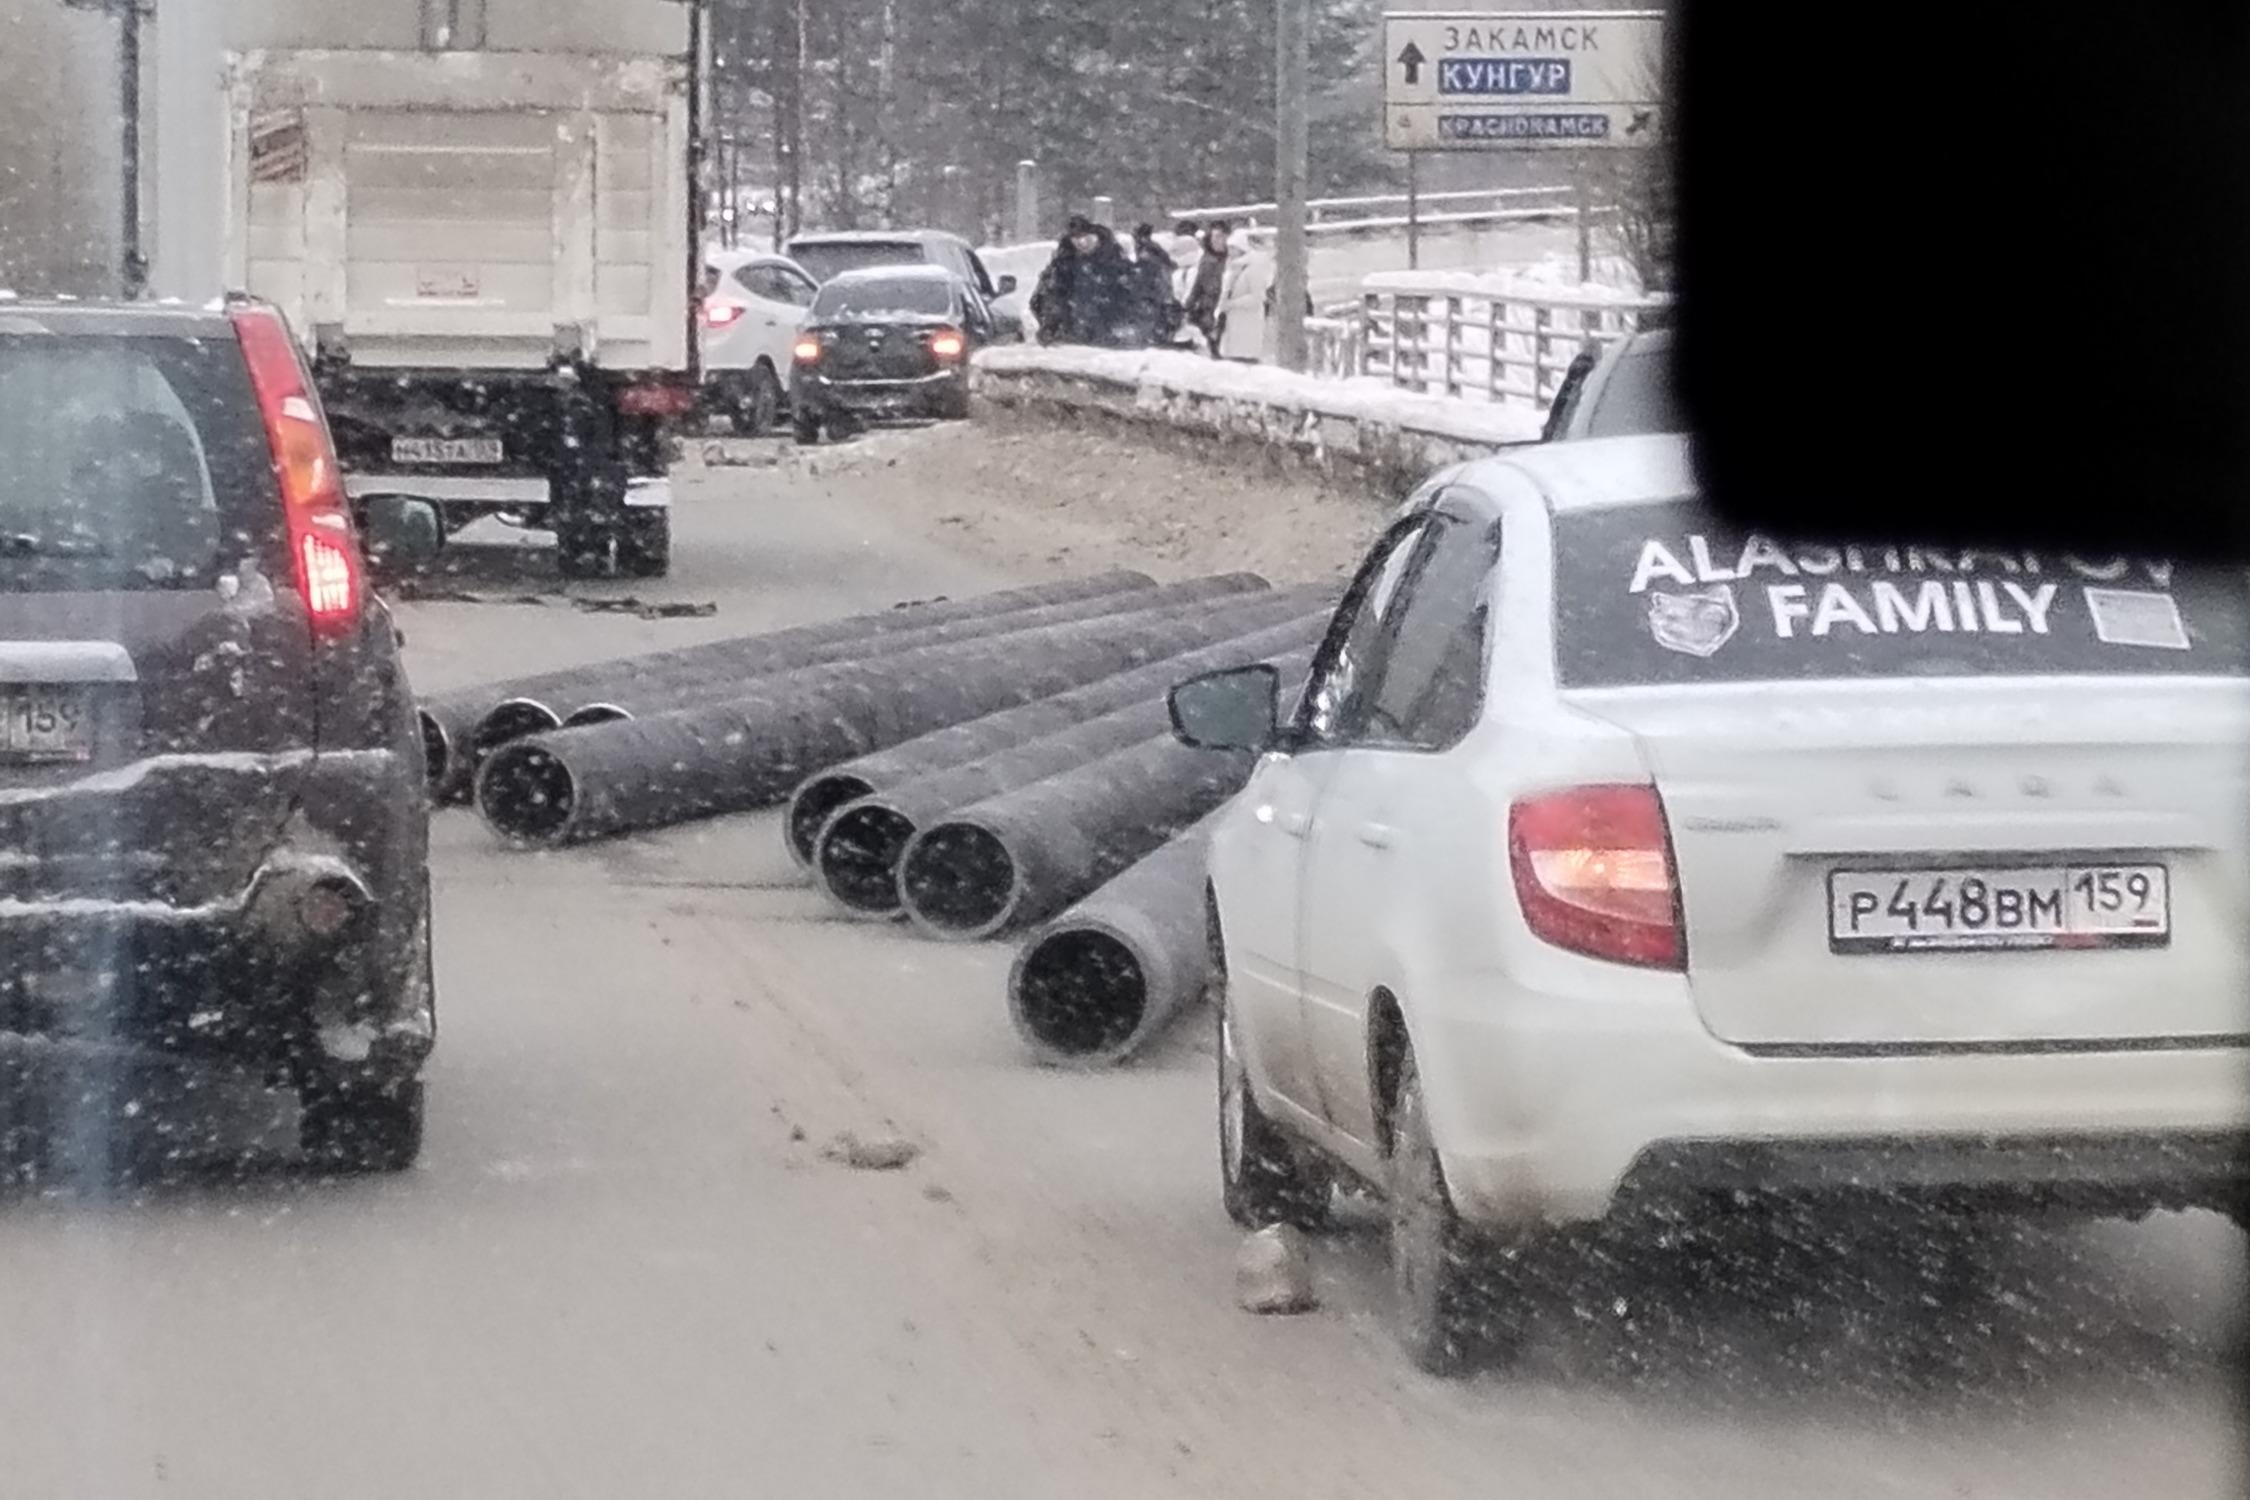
[1218,980,1333,1231]
[555,520,614,579]
[935,381,972,421]
[617,509,671,578]
[1389,1052,1515,1375]
[300,1077,425,1175]
[793,412,822,446]
[737,366,785,436]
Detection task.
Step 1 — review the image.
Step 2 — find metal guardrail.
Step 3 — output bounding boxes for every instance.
[1354,282,1668,409]
[1167,185,1575,237]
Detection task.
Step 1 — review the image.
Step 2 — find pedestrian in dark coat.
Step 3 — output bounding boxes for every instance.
[1037,215,1139,347]
[1129,223,1184,346]
[1183,219,1240,357]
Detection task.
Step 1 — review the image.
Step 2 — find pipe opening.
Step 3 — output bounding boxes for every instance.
[562,703,632,729]
[478,744,577,843]
[900,822,1017,935]
[816,803,917,913]
[418,710,451,789]
[470,700,563,769]
[788,775,873,864]
[1013,927,1146,1058]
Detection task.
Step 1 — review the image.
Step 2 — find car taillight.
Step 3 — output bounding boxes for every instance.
[929,328,966,360]
[230,302,363,633]
[1508,784,1684,969]
[702,299,745,329]
[617,381,697,416]
[793,335,823,363]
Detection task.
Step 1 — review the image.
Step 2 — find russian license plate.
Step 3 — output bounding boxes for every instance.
[0,685,93,762]
[1827,864,2170,953]
[391,436,503,465]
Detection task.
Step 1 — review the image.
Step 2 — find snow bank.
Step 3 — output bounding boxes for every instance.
[970,344,1543,493]
[1361,265,1655,308]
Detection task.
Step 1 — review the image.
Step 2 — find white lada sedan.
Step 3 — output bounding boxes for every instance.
[1168,432,2250,1373]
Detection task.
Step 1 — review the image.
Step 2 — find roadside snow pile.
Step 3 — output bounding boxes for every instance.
[971,344,1542,489]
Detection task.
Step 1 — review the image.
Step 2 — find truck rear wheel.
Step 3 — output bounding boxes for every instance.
[618,510,671,578]
[556,520,615,579]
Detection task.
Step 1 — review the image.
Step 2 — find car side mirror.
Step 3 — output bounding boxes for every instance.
[997,274,1019,296]
[1169,663,1280,752]
[360,495,442,573]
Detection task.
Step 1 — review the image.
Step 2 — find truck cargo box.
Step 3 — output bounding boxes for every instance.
[225,48,693,373]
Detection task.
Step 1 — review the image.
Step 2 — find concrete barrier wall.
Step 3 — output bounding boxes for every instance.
[970,345,1544,496]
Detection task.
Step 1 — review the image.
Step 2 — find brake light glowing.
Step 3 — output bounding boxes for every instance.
[230,303,363,631]
[793,336,823,363]
[929,328,966,360]
[702,299,746,329]
[1508,784,1684,969]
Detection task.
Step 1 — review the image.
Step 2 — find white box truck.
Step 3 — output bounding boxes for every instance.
[223,2,707,577]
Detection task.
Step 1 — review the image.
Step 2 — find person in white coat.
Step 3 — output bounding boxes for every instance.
[1216,237,1275,362]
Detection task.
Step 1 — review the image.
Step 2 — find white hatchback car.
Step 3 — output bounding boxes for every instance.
[1170,433,2250,1373]
[699,249,819,434]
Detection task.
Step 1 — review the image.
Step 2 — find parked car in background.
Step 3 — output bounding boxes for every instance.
[1172,432,2250,1374]
[789,266,1001,442]
[784,229,1027,342]
[1541,326,1683,442]
[0,297,443,1176]
[699,249,820,435]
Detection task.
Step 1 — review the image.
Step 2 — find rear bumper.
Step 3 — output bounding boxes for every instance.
[0,848,432,1081]
[1410,962,2250,1229]
[796,369,963,412]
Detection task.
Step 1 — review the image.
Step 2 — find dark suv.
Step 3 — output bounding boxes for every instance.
[0,297,440,1176]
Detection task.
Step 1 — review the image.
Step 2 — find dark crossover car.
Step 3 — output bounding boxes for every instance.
[784,229,1026,341]
[0,297,440,1176]
[789,267,1008,442]
[1540,325,1684,442]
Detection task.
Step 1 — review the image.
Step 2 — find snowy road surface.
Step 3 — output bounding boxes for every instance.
[0,444,2241,1499]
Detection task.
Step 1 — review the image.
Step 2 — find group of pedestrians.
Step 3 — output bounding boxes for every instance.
[1029,216,1271,360]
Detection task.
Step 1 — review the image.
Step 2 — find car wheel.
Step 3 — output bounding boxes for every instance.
[555,520,614,579]
[300,1077,425,1174]
[617,509,671,578]
[1390,1051,1514,1375]
[935,381,972,421]
[741,366,785,436]
[1217,982,1332,1231]
[793,412,822,446]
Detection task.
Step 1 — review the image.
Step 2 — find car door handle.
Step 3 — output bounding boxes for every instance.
[1356,822,1398,850]
[1275,809,1310,838]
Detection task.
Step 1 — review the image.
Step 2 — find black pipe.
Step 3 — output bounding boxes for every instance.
[524,572,1272,730]
[896,720,1272,942]
[786,600,1333,868]
[1007,814,1221,1068]
[813,641,1318,917]
[418,571,1155,801]
[474,587,1291,847]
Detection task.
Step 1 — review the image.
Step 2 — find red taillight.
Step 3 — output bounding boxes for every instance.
[792,335,823,364]
[230,303,363,632]
[617,381,697,416]
[702,298,746,329]
[929,328,966,361]
[1508,784,1684,969]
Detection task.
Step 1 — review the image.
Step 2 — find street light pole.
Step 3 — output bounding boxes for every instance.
[1272,0,1310,370]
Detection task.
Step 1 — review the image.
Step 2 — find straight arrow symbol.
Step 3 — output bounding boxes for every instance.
[1396,41,1425,85]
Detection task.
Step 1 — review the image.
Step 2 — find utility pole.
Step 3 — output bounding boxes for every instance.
[1272,0,1310,370]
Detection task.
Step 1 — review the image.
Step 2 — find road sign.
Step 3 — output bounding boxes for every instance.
[1383,10,1662,151]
